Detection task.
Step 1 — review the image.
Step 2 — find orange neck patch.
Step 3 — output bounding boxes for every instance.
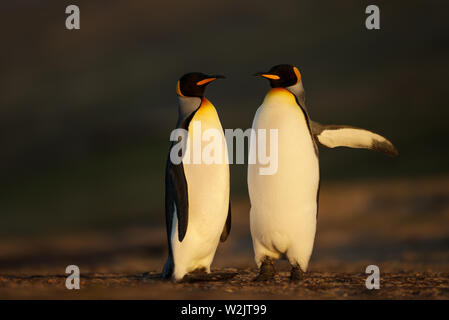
[265,87,296,104]
[176,80,185,97]
[293,67,301,83]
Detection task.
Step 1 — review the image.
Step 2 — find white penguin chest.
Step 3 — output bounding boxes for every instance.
[248,89,319,237]
[181,99,230,235]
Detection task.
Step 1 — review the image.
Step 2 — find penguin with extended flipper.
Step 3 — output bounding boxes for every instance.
[162,72,231,282]
[249,64,397,281]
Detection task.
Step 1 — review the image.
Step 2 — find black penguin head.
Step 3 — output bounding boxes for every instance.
[176,72,225,98]
[254,64,301,88]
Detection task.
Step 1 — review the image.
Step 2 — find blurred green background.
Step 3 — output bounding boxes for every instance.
[0,0,448,237]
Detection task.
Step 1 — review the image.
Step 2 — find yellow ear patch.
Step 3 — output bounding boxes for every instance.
[176,80,185,97]
[261,74,280,80]
[293,67,301,83]
[196,78,216,86]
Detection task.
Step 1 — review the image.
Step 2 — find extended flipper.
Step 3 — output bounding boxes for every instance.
[311,121,398,157]
[220,202,232,242]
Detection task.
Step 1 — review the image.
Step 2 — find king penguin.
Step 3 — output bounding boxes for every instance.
[248,64,398,281]
[162,72,231,282]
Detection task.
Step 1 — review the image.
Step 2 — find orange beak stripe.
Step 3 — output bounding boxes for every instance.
[196,78,217,86]
[261,74,280,80]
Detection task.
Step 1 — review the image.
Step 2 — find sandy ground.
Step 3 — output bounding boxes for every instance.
[1,177,449,299]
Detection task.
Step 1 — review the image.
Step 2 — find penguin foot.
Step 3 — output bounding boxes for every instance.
[254,257,276,282]
[289,265,305,282]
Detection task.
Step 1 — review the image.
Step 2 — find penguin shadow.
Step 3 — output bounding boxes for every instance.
[151,269,238,283]
[181,271,238,283]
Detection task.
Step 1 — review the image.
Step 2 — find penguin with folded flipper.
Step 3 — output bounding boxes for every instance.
[162,72,231,282]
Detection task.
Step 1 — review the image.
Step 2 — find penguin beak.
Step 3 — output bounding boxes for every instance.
[253,72,280,80]
[196,75,226,86]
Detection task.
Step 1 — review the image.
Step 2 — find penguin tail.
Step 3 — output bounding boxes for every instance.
[161,256,174,280]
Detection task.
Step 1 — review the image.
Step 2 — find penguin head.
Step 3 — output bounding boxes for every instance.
[176,72,225,98]
[254,64,302,88]
[254,64,305,104]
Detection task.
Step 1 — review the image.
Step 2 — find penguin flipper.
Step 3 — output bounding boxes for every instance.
[220,202,232,242]
[168,161,189,242]
[166,103,200,243]
[311,121,398,157]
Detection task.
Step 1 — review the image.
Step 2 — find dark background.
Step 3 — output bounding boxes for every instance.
[1,0,448,237]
